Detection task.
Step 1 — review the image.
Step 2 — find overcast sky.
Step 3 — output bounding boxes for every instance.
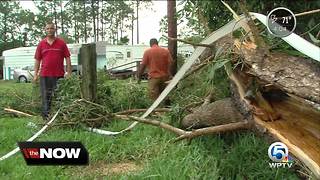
[19,1,171,45]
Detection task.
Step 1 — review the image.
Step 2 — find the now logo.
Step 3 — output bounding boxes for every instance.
[22,148,81,159]
[18,142,88,165]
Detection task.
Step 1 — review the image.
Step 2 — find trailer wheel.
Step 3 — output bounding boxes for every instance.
[19,76,27,83]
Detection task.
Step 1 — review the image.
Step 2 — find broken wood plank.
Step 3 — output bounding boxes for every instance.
[4,108,34,117]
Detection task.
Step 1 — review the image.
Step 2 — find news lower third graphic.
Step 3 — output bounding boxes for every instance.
[268,142,293,168]
[18,142,89,165]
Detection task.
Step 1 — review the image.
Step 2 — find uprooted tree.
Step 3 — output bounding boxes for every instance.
[176,5,320,178]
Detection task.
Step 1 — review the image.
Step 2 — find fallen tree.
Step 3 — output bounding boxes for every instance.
[33,6,318,178]
[175,8,320,178]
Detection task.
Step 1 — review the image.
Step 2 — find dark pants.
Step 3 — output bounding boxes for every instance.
[40,76,62,120]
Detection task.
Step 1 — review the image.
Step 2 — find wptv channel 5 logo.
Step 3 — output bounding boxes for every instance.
[268,142,293,168]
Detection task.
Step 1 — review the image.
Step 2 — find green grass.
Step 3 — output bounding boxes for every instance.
[0,80,40,116]
[0,80,300,179]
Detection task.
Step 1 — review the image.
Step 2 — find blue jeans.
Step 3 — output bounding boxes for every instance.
[40,76,62,120]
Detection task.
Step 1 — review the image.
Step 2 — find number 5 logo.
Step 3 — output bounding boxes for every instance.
[268,142,288,162]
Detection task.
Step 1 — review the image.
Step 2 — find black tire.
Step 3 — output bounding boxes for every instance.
[18,76,28,83]
[72,70,78,75]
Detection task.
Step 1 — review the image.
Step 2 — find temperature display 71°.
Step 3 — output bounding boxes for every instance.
[267,7,296,37]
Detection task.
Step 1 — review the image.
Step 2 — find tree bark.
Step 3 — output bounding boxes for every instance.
[136,0,139,44]
[83,2,87,43]
[181,98,245,129]
[167,0,177,75]
[80,44,97,102]
[234,40,320,104]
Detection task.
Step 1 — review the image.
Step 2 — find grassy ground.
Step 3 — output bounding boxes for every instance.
[0,80,300,179]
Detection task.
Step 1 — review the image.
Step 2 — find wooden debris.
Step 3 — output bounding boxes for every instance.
[4,108,34,117]
[114,114,250,142]
[115,108,170,115]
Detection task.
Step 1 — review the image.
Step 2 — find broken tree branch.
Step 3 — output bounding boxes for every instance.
[295,9,320,17]
[221,0,254,42]
[4,108,34,117]
[202,91,216,106]
[115,108,170,115]
[115,115,185,135]
[164,36,215,48]
[182,55,216,80]
[114,114,250,142]
[75,99,107,110]
[174,120,250,142]
[238,0,268,50]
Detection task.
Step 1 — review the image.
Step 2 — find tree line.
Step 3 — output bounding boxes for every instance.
[0,0,152,55]
[174,0,320,42]
[2,0,318,56]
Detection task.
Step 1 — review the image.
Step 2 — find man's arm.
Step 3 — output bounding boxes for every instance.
[34,43,42,82]
[137,63,146,83]
[33,59,40,82]
[65,57,72,77]
[138,51,149,83]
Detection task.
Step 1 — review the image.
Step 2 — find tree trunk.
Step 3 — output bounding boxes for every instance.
[83,2,87,43]
[96,0,99,42]
[136,0,139,44]
[60,1,64,35]
[73,2,77,42]
[233,40,320,104]
[3,11,7,43]
[167,0,177,75]
[91,0,96,42]
[53,5,58,35]
[181,98,244,129]
[182,36,320,178]
[131,12,134,45]
[101,3,104,42]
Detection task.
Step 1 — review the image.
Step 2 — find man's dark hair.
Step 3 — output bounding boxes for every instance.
[45,22,56,29]
[149,38,158,46]
[46,21,55,25]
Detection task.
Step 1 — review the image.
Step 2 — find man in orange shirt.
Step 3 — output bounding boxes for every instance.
[137,38,173,102]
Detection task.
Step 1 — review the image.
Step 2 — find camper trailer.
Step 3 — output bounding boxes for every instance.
[2,43,109,80]
[2,43,194,80]
[2,44,81,80]
[106,45,149,73]
[105,44,194,73]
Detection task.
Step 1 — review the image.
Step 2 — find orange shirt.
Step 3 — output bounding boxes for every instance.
[141,45,172,78]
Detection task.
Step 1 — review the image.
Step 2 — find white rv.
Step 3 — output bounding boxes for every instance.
[105,44,194,72]
[2,44,81,80]
[105,45,149,72]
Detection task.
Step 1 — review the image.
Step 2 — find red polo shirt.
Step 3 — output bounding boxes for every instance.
[141,45,172,78]
[34,37,70,77]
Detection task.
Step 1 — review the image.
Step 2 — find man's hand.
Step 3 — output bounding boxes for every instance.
[65,57,72,79]
[65,72,71,79]
[33,74,39,83]
[33,59,40,83]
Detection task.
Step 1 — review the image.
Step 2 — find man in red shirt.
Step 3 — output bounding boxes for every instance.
[137,38,173,102]
[33,22,71,120]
